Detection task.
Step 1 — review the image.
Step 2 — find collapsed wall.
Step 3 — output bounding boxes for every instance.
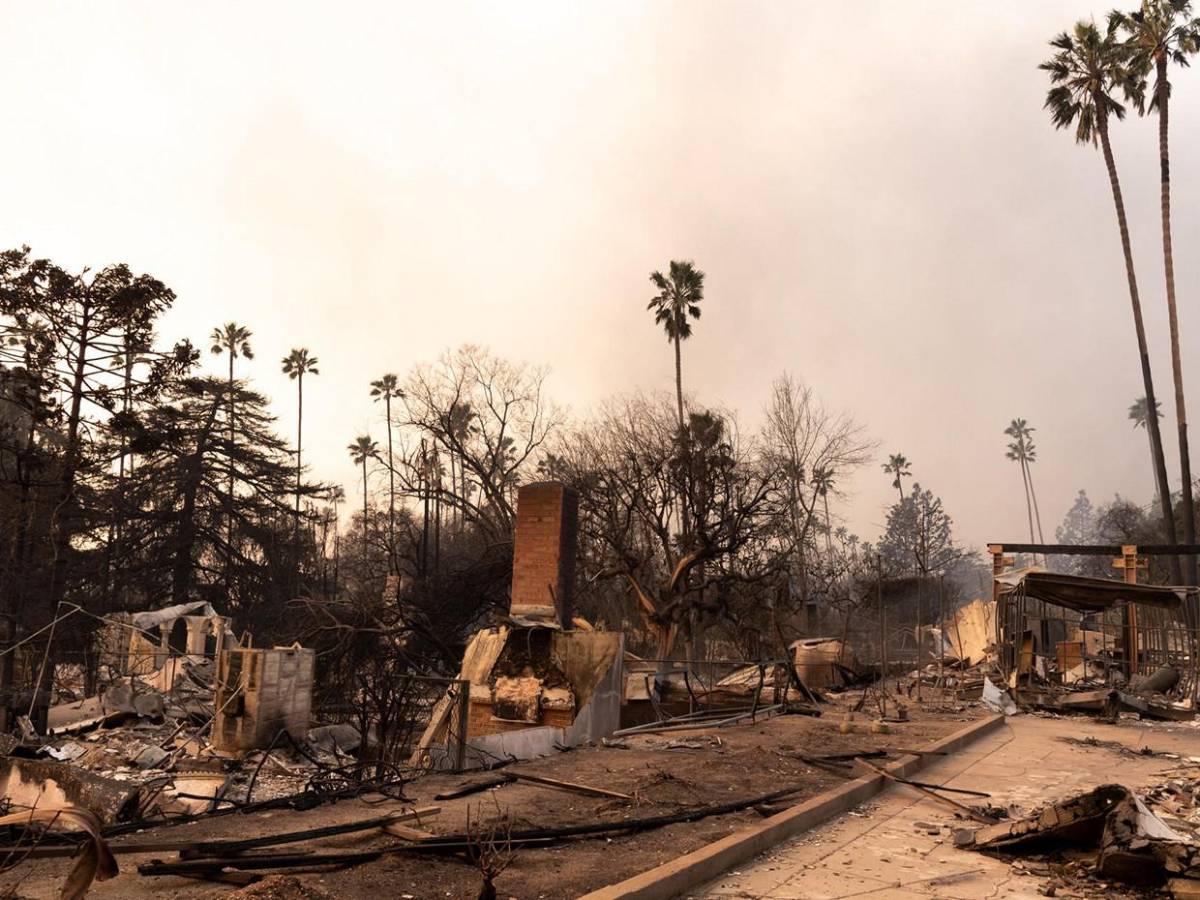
[212,645,315,753]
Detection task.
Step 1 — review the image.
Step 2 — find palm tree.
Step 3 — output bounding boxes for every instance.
[649,260,704,548]
[370,374,401,570]
[812,467,836,558]
[348,435,379,557]
[882,453,912,503]
[281,348,319,526]
[210,322,253,573]
[1130,395,1166,503]
[1041,19,1182,582]
[1116,1,1200,582]
[328,485,345,597]
[648,260,705,432]
[1005,419,1045,545]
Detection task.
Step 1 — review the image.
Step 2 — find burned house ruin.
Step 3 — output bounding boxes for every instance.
[416,482,624,767]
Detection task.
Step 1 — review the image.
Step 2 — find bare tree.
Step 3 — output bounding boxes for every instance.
[760,374,873,623]
[547,394,784,658]
[399,346,563,544]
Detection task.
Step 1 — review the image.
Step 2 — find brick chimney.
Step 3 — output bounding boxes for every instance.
[509,482,578,628]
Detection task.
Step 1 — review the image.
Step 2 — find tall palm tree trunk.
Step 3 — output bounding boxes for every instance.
[1097,106,1182,583]
[1025,460,1045,543]
[1147,425,1162,507]
[385,395,396,572]
[226,353,236,591]
[673,335,684,429]
[295,374,303,524]
[361,458,369,558]
[1019,459,1035,544]
[1156,58,1197,584]
[673,333,692,544]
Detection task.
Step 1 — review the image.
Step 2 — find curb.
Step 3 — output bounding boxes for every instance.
[578,713,1006,900]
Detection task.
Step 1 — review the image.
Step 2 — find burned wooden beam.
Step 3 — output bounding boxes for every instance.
[433,774,516,800]
[508,771,631,801]
[5,807,440,860]
[855,759,998,824]
[139,849,384,876]
[989,543,1200,556]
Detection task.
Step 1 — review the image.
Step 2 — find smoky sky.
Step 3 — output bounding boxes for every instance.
[3,0,1197,554]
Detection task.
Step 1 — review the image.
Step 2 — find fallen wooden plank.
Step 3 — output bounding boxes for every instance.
[383,823,435,841]
[140,849,384,876]
[810,750,888,762]
[508,771,632,801]
[855,759,998,825]
[181,806,441,857]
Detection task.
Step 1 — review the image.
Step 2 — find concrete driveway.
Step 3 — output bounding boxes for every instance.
[693,713,1200,899]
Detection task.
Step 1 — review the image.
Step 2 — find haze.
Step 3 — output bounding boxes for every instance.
[2,0,1194,552]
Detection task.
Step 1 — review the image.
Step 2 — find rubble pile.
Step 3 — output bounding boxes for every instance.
[1147,775,1200,839]
[15,652,367,827]
[954,782,1200,895]
[0,601,389,845]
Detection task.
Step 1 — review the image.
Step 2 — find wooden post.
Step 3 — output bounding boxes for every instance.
[989,544,1005,608]
[916,577,923,703]
[877,555,888,699]
[988,545,1014,675]
[1115,544,1142,678]
[937,575,945,707]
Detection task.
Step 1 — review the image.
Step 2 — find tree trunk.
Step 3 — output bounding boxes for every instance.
[673,333,692,545]
[332,499,340,598]
[822,491,833,558]
[295,374,303,525]
[48,296,92,615]
[1018,459,1035,544]
[362,458,369,558]
[673,334,684,430]
[1097,105,1182,583]
[227,352,236,589]
[385,395,396,573]
[1026,460,1045,544]
[293,373,303,595]
[421,442,429,576]
[1147,426,1161,507]
[448,451,457,536]
[1156,58,1196,585]
[173,400,221,606]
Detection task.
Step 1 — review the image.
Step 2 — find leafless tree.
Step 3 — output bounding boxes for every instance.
[760,374,873,621]
[397,346,563,546]
[547,393,784,658]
